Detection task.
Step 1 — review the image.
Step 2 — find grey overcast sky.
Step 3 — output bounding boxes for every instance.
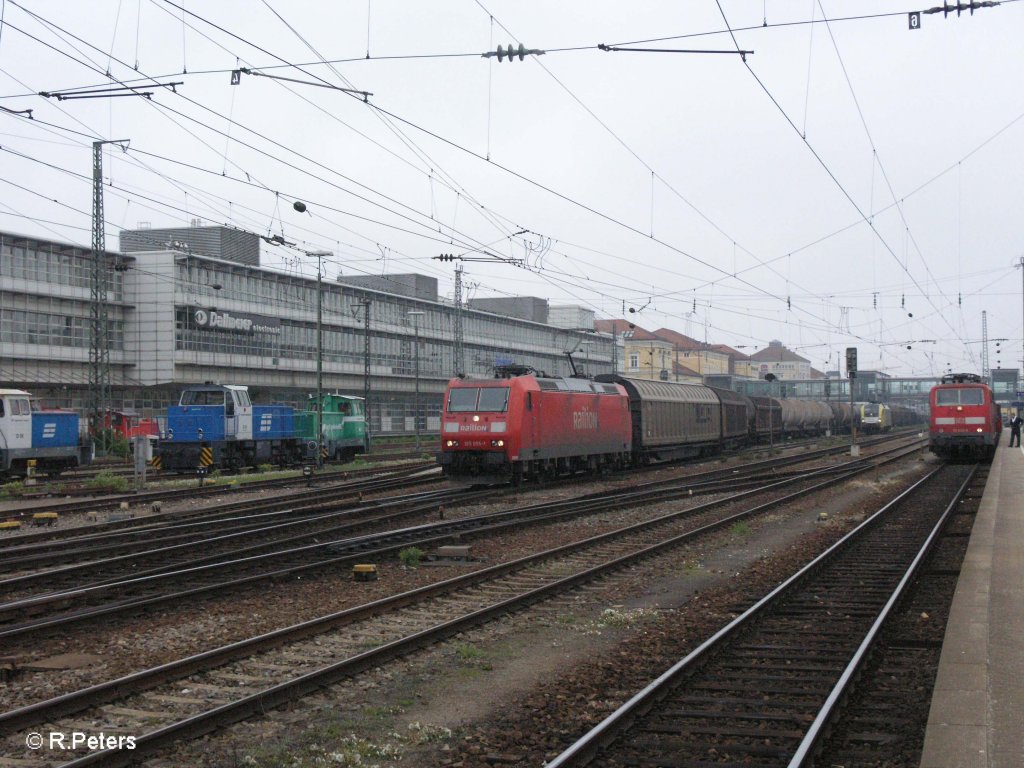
[2,0,1023,377]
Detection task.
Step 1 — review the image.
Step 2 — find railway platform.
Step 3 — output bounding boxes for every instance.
[920,438,1024,767]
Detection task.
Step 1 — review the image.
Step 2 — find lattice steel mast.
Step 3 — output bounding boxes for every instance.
[453,263,465,375]
[981,310,989,382]
[89,140,128,437]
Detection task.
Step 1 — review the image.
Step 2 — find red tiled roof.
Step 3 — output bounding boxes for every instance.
[748,343,809,363]
[652,328,703,350]
[620,325,665,342]
[709,344,749,360]
[594,318,634,335]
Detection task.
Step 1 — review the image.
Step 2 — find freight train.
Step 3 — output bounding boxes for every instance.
[437,369,921,485]
[0,389,93,479]
[155,384,368,472]
[928,373,1002,460]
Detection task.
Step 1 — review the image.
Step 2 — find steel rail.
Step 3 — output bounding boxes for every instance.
[787,466,977,767]
[543,463,966,767]
[2,439,925,766]
[0,479,449,574]
[0,441,923,641]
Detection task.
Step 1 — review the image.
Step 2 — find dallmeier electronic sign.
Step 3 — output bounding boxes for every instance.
[193,308,281,335]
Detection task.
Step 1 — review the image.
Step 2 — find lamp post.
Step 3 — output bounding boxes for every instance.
[1018,256,1024,386]
[407,311,425,451]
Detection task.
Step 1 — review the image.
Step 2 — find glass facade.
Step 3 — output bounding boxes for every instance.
[0,237,124,297]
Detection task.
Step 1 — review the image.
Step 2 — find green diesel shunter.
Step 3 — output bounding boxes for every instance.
[297,394,369,463]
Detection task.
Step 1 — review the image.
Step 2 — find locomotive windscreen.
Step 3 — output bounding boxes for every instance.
[936,388,984,406]
[447,387,510,412]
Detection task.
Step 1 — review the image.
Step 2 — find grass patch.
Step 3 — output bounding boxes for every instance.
[455,643,485,661]
[596,606,662,629]
[363,704,403,720]
[240,734,403,768]
[730,521,751,536]
[406,721,452,745]
[0,481,25,498]
[87,471,129,493]
[398,547,424,567]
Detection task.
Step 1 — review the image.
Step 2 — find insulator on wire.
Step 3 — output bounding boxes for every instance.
[484,43,545,61]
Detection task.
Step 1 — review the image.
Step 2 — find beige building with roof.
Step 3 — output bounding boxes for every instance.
[654,328,731,376]
[748,340,812,380]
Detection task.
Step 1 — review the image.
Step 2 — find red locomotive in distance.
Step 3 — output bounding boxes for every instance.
[438,366,632,485]
[100,408,160,441]
[928,373,1002,460]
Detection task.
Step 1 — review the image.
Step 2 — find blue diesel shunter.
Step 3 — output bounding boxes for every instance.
[158,384,306,472]
[0,389,93,478]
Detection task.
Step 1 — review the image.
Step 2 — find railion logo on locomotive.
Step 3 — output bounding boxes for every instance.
[573,409,599,430]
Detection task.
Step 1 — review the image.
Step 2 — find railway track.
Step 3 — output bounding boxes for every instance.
[0,441,930,766]
[0,470,446,574]
[0,432,915,555]
[0,438,922,641]
[0,460,437,523]
[544,462,975,768]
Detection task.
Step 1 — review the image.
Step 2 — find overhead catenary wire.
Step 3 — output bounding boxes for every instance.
[713,0,971,372]
[1,1,1017,371]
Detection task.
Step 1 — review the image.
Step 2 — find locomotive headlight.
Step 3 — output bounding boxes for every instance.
[167,428,174,439]
[445,439,459,448]
[197,428,204,439]
[977,428,984,433]
[473,415,480,422]
[491,439,505,447]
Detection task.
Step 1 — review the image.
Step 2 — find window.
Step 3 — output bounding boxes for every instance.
[181,390,225,406]
[936,388,985,406]
[446,386,510,413]
[447,388,480,412]
[629,354,639,369]
[478,387,509,412]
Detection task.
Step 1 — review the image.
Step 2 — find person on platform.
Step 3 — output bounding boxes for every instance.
[1010,412,1023,447]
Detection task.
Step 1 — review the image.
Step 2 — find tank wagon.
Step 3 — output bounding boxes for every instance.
[0,389,93,479]
[929,373,1002,460]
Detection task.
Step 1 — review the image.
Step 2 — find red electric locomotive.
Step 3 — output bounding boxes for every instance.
[438,367,632,485]
[928,373,1002,460]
